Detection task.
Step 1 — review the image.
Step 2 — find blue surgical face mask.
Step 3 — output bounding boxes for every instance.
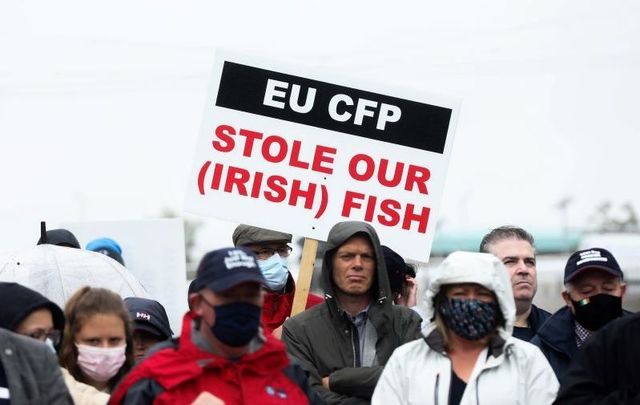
[209,302,262,347]
[258,254,289,291]
[438,298,499,341]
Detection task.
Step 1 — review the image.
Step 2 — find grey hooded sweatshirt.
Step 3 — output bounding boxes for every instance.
[283,221,422,404]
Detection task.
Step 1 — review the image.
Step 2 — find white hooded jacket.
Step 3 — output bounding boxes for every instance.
[371,251,558,405]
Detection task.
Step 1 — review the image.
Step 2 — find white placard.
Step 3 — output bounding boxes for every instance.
[185,50,459,261]
[63,218,188,334]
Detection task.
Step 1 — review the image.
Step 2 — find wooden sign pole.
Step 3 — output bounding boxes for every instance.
[290,237,319,316]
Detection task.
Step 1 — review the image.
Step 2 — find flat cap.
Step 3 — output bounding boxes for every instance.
[232,224,292,246]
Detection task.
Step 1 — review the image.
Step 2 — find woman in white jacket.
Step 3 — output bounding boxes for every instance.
[372,251,558,405]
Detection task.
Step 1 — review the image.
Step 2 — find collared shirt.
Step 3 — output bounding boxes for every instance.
[574,321,593,348]
[347,306,378,367]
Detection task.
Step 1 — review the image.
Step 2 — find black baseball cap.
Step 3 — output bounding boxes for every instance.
[124,297,173,340]
[193,247,266,292]
[564,247,624,283]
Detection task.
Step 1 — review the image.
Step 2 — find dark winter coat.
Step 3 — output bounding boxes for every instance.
[531,305,631,383]
[554,312,640,404]
[282,221,423,404]
[512,303,551,341]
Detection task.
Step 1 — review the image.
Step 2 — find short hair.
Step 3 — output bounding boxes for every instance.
[59,287,134,391]
[479,226,535,253]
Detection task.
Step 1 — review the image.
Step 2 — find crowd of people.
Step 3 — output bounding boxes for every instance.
[0,222,637,404]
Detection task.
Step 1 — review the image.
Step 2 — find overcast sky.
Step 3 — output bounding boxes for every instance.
[1,1,639,256]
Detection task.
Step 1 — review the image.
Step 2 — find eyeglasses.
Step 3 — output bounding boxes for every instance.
[27,329,61,346]
[252,246,292,260]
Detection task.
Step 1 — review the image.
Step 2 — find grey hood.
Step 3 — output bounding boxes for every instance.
[321,221,392,314]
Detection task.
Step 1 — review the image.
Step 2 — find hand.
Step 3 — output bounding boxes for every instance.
[322,376,330,390]
[190,392,225,405]
[395,276,417,307]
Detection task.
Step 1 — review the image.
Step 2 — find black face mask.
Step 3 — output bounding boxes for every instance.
[202,300,262,347]
[571,293,622,331]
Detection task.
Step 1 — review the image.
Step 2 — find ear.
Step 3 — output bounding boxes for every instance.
[620,283,627,298]
[189,293,204,316]
[561,290,575,313]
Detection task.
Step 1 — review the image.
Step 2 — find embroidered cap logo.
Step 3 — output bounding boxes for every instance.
[576,249,608,266]
[224,249,258,270]
[136,312,151,321]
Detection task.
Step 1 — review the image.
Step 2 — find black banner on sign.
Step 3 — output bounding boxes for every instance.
[215,62,451,154]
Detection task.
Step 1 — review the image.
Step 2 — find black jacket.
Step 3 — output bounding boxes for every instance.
[0,328,73,404]
[282,222,422,404]
[554,312,640,404]
[512,303,551,341]
[531,306,631,384]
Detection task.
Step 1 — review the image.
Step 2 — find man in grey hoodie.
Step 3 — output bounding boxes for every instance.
[282,221,422,404]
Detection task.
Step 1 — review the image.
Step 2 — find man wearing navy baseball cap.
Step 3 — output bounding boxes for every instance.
[111,247,316,405]
[531,247,631,383]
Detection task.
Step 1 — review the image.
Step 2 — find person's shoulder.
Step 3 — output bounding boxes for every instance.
[505,337,554,368]
[390,303,423,324]
[599,311,640,337]
[285,301,327,325]
[531,304,552,318]
[508,336,544,354]
[534,306,573,338]
[391,337,429,359]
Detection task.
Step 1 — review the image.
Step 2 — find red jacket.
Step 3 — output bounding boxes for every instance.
[109,311,311,405]
[262,276,324,335]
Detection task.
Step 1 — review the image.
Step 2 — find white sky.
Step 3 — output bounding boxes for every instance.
[1,1,640,256]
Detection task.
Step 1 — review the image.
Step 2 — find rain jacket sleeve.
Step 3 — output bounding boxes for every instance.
[328,366,383,398]
[524,346,560,404]
[282,324,369,405]
[370,346,409,405]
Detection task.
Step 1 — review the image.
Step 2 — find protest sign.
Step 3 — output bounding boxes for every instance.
[185,50,459,262]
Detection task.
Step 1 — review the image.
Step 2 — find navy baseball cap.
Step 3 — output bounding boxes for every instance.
[564,247,624,283]
[124,297,173,340]
[194,247,266,292]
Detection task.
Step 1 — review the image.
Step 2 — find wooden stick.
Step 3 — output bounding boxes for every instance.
[291,237,319,316]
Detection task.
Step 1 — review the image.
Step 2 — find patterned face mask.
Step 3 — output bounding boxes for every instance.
[438,298,499,341]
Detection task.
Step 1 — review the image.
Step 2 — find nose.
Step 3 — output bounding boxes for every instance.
[514,259,529,274]
[352,255,364,269]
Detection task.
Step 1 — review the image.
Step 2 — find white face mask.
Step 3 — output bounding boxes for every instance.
[258,254,289,291]
[75,343,127,382]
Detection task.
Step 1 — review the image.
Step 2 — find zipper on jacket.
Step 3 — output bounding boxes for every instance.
[350,325,357,367]
[434,373,440,405]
